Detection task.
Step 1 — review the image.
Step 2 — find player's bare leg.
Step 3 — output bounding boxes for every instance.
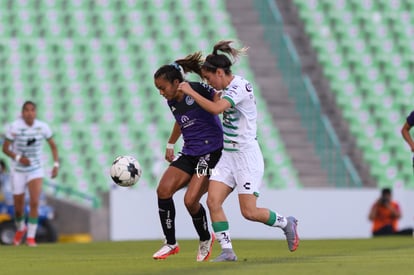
[238,194,299,252]
[12,193,27,246]
[208,181,237,262]
[25,178,43,247]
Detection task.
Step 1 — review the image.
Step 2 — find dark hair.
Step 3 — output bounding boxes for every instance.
[202,40,248,75]
[381,188,391,197]
[22,100,36,111]
[154,52,204,83]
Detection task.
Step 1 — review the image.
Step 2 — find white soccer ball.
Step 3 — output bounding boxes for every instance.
[110,155,142,187]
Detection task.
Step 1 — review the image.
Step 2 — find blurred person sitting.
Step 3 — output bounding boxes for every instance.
[368,188,413,236]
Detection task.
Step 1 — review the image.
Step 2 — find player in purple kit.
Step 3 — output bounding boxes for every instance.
[401,110,414,153]
[152,52,223,261]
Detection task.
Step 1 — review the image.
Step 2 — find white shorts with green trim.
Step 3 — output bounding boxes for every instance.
[210,141,264,196]
[10,168,44,195]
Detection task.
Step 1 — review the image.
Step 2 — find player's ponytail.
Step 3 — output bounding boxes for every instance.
[154,52,204,83]
[202,40,248,75]
[175,51,203,79]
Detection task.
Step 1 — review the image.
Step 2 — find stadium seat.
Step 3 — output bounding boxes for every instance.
[295,0,414,188]
[0,0,301,206]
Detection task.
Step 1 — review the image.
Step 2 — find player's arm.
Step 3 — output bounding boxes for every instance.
[401,122,414,152]
[213,91,222,102]
[165,122,181,162]
[178,82,231,115]
[47,137,59,178]
[2,139,30,166]
[168,122,181,145]
[2,139,16,160]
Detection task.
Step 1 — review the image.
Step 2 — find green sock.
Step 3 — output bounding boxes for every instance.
[212,221,229,233]
[266,210,277,226]
[15,216,25,231]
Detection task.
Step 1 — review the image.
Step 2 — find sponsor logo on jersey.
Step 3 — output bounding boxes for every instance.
[180,115,195,128]
[226,89,237,98]
[181,115,190,123]
[27,138,36,146]
[245,83,252,92]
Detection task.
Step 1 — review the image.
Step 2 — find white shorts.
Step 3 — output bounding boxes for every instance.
[10,168,44,195]
[210,141,264,196]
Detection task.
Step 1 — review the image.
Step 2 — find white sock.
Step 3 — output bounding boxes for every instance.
[272,213,288,228]
[27,222,38,239]
[16,219,26,231]
[215,230,233,249]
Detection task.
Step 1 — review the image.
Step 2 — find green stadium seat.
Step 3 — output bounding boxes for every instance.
[295,0,414,188]
[0,0,301,206]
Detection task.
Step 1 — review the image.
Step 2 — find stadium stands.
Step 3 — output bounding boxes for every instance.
[0,0,300,207]
[294,0,413,188]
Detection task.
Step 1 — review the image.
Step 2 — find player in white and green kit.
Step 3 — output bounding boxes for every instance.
[179,40,299,261]
[2,101,59,246]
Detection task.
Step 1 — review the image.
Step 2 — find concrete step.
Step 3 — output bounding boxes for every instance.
[226,0,331,188]
[274,0,373,186]
[299,176,331,187]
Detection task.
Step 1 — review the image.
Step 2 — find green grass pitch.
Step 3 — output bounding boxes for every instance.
[0,237,413,275]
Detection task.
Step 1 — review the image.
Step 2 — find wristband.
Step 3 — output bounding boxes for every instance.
[53,162,60,168]
[166,143,175,149]
[15,154,21,162]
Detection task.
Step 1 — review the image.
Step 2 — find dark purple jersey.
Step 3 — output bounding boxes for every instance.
[168,82,223,156]
[407,111,414,126]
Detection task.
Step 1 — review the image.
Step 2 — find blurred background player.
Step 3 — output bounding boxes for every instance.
[2,101,59,246]
[401,110,414,175]
[178,40,299,262]
[368,188,413,237]
[152,52,223,261]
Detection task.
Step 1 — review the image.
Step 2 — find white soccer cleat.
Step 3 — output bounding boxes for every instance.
[153,243,180,260]
[197,234,215,262]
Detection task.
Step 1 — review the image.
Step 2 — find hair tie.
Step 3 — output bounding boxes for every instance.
[202,60,217,69]
[170,62,186,79]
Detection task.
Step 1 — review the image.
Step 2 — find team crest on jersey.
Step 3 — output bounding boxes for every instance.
[245,83,252,92]
[185,96,194,105]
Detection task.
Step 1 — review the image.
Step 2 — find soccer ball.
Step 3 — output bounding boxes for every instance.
[110,155,142,187]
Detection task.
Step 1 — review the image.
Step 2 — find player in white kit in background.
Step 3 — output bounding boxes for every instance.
[2,101,59,247]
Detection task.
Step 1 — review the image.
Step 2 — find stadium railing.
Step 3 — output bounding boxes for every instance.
[254,0,362,187]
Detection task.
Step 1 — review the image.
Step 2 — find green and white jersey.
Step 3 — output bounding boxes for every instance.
[4,118,53,172]
[221,75,257,151]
